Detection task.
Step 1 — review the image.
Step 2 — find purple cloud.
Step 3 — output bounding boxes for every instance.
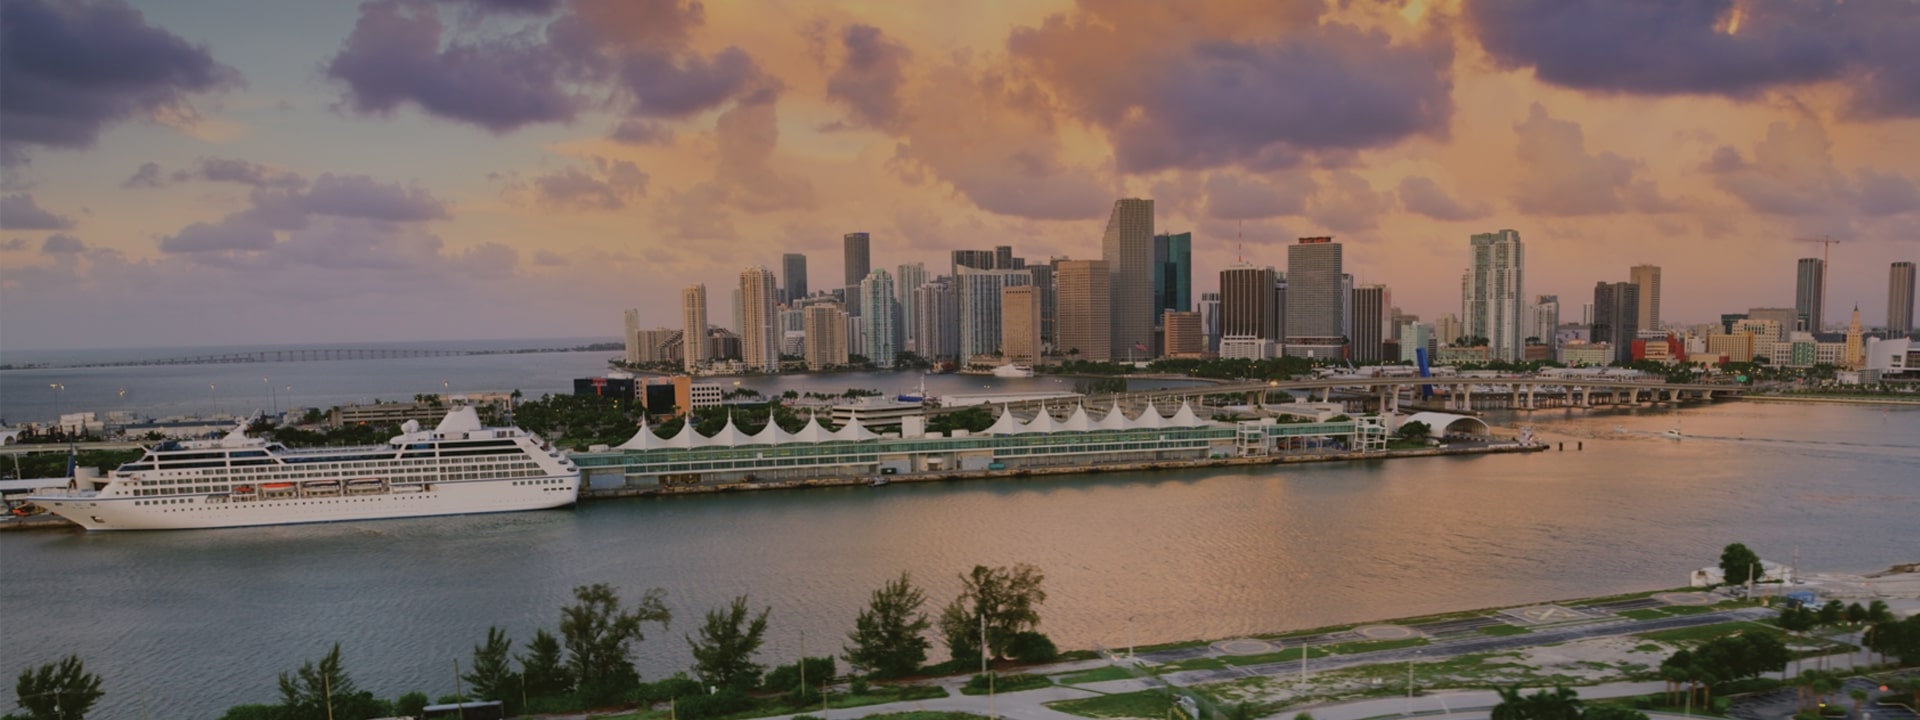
[532,157,649,211]
[122,162,166,188]
[1204,172,1313,220]
[455,0,561,16]
[616,47,765,119]
[826,24,912,130]
[1397,176,1491,221]
[159,216,277,253]
[194,157,306,189]
[41,233,85,254]
[0,0,238,165]
[0,238,26,251]
[326,0,579,133]
[299,174,448,222]
[0,193,74,229]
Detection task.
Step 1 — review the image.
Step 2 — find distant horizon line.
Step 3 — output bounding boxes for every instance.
[0,335,622,358]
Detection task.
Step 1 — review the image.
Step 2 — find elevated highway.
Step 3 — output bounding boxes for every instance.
[927,375,1745,416]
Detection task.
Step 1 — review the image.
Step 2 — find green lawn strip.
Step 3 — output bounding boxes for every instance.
[1480,624,1533,636]
[1130,638,1215,654]
[1619,609,1670,620]
[1157,656,1229,671]
[1046,688,1178,719]
[1636,622,1778,645]
[1585,693,1730,718]
[830,714,993,720]
[1321,637,1430,655]
[1220,645,1333,667]
[958,673,1052,696]
[1056,665,1136,684]
[1664,605,1716,616]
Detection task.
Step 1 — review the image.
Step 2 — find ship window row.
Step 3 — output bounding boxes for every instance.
[513,478,566,486]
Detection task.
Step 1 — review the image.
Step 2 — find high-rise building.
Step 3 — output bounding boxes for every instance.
[1434,313,1461,346]
[1746,307,1795,342]
[1400,322,1432,362]
[1153,232,1193,315]
[782,253,808,305]
[1220,265,1280,340]
[1163,311,1203,356]
[1592,281,1640,365]
[1630,264,1661,331]
[1198,292,1222,353]
[623,308,642,364]
[860,269,898,367]
[1001,286,1041,363]
[913,280,958,361]
[950,249,995,278]
[1795,257,1825,332]
[1285,237,1344,344]
[956,266,1032,364]
[739,267,779,371]
[1890,261,1915,335]
[843,232,871,317]
[994,245,1015,271]
[1056,259,1112,362]
[1350,285,1389,363]
[1844,305,1864,368]
[1273,274,1287,341]
[1530,295,1560,345]
[1029,263,1056,350]
[731,287,745,337]
[681,284,708,372]
[1463,230,1525,361]
[896,262,927,354]
[1103,198,1154,360]
[803,303,848,370]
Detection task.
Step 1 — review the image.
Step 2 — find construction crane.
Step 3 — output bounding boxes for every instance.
[1796,235,1843,266]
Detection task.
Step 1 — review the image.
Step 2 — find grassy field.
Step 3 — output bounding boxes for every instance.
[1056,665,1138,684]
[1047,689,1178,718]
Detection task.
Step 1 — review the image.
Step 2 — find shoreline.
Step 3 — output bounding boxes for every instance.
[1740,394,1920,406]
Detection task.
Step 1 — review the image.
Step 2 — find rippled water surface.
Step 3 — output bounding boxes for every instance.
[3,400,1916,718]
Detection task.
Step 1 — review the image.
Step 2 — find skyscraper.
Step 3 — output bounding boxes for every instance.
[896,262,927,353]
[1001,286,1040,363]
[1630,264,1661,331]
[681,284,708,372]
[1029,263,1056,351]
[843,232,871,317]
[1592,281,1640,365]
[1350,285,1390,363]
[994,245,1015,271]
[1890,261,1915,335]
[803,303,848,370]
[1220,264,1280,340]
[1795,257,1825,332]
[1463,230,1525,361]
[860,268,898,367]
[739,267,779,371]
[623,308,641,365]
[1103,198,1154,359]
[782,253,808,305]
[1285,237,1344,345]
[914,280,958,361]
[1163,311,1203,356]
[950,249,994,278]
[955,266,1032,364]
[1153,232,1193,314]
[1530,294,1560,345]
[1057,259,1112,361]
[1198,292,1222,353]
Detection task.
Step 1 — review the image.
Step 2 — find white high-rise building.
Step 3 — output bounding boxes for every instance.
[623,308,642,364]
[1102,198,1154,359]
[896,262,927,354]
[681,284,708,372]
[1463,229,1525,361]
[738,266,779,372]
[914,280,958,361]
[860,268,899,368]
[956,266,1033,365]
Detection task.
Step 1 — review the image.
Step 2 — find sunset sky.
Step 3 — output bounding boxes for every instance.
[2,0,1917,351]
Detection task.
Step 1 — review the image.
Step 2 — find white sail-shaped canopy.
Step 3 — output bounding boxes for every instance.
[1169,400,1208,427]
[1093,404,1130,431]
[745,418,790,446]
[834,417,878,442]
[615,421,664,451]
[664,419,701,449]
[1059,404,1093,432]
[1021,406,1059,433]
[700,415,747,448]
[1132,400,1167,430]
[983,405,1023,435]
[789,413,833,444]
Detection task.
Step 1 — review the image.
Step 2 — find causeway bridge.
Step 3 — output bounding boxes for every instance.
[928,375,1747,416]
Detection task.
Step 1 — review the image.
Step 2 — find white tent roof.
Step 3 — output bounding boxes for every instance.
[745,418,790,446]
[1022,406,1059,433]
[789,413,833,444]
[1169,400,1208,427]
[983,405,1023,435]
[1132,400,1167,429]
[1092,404,1130,431]
[699,415,747,448]
[1059,404,1093,432]
[435,406,484,434]
[664,420,701,449]
[834,416,878,442]
[614,421,663,451]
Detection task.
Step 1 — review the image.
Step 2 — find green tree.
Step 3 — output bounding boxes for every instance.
[1582,705,1649,720]
[1719,543,1763,586]
[560,584,671,702]
[1492,685,1581,720]
[1396,420,1432,439]
[518,628,570,697]
[463,627,519,706]
[686,595,770,691]
[275,644,386,720]
[10,655,103,720]
[843,572,933,679]
[392,692,430,718]
[936,564,1048,661]
[938,595,980,664]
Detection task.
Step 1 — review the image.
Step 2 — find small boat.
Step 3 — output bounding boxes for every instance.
[869,477,889,487]
[1613,425,1628,434]
[992,363,1035,378]
[1660,428,1682,440]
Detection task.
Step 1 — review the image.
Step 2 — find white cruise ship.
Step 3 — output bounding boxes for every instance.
[25,407,579,531]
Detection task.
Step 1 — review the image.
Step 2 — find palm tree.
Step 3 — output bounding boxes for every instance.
[1849,688,1869,719]
[1492,685,1528,720]
[1525,685,1582,720]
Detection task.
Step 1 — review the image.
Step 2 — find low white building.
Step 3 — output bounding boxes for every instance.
[1219,335,1276,360]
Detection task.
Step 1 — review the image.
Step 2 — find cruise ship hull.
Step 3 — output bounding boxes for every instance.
[32,476,580,531]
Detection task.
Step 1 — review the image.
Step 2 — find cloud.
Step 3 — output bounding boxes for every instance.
[609,119,674,145]
[1008,5,1452,173]
[195,157,306,189]
[326,0,579,133]
[1701,114,1919,218]
[0,238,26,252]
[41,234,86,254]
[1203,172,1313,219]
[1856,170,1920,217]
[0,193,74,229]
[826,24,912,131]
[1397,176,1491,221]
[0,0,239,165]
[1465,0,1920,119]
[159,216,278,253]
[712,90,814,213]
[612,47,765,120]
[532,157,649,210]
[122,162,166,188]
[300,174,448,221]
[532,249,567,266]
[1510,103,1669,216]
[456,0,561,17]
[1306,171,1392,233]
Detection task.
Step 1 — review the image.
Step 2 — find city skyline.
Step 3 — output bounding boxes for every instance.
[4,0,1920,351]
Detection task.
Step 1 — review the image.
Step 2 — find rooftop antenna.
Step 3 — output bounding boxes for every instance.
[1237,220,1245,264]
